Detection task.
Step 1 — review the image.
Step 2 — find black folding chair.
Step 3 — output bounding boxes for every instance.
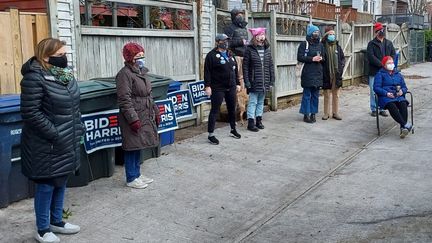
[376,91,414,136]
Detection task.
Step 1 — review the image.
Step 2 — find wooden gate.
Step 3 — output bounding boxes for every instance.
[0,9,49,94]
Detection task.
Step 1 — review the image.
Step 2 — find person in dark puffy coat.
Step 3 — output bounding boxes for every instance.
[321,25,345,120]
[374,56,412,138]
[297,24,325,123]
[243,27,274,132]
[20,38,82,243]
[224,8,248,57]
[116,42,159,189]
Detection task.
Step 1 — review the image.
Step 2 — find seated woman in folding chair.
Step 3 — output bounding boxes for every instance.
[374,56,413,138]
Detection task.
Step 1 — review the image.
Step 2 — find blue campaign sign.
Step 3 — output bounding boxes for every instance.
[166,90,193,119]
[156,99,178,134]
[81,109,122,154]
[187,80,210,106]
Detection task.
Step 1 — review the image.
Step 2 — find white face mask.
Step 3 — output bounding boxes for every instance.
[386,63,395,71]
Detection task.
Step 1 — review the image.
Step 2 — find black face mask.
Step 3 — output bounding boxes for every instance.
[377,30,385,38]
[48,55,68,68]
[218,43,228,50]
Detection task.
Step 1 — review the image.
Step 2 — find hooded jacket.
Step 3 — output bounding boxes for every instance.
[204,48,239,91]
[224,9,248,57]
[20,57,83,180]
[297,36,325,88]
[243,41,275,93]
[373,68,408,109]
[367,37,396,76]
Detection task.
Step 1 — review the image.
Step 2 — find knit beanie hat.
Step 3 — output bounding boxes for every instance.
[381,56,392,66]
[248,27,266,37]
[122,42,144,63]
[307,24,319,36]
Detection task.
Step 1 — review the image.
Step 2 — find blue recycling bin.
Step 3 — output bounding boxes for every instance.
[160,81,182,147]
[0,95,34,208]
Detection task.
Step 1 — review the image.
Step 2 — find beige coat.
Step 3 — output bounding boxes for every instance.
[116,64,159,151]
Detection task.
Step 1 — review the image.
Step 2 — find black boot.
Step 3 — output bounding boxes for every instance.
[247,118,259,132]
[256,116,265,129]
[310,114,316,123]
[303,114,313,123]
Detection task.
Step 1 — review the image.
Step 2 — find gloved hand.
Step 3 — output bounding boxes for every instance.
[155,115,161,126]
[129,120,142,133]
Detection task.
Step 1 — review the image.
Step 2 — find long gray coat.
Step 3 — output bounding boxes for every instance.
[116,64,159,151]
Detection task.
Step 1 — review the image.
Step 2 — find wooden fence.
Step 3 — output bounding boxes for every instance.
[0,10,49,94]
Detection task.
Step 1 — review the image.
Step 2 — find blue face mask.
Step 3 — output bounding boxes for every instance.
[135,57,145,69]
[327,34,336,42]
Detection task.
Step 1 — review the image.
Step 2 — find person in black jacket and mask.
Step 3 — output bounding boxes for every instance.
[20,38,83,243]
[243,27,275,131]
[224,9,249,102]
[367,22,395,117]
[204,34,241,145]
[297,24,325,123]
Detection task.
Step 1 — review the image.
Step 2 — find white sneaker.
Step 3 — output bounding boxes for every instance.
[126,178,148,189]
[50,222,80,234]
[138,175,154,184]
[35,232,60,243]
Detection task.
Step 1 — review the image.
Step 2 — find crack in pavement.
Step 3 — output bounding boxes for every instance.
[346,211,432,225]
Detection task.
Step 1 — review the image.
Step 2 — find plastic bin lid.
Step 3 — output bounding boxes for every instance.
[0,94,21,114]
[78,80,117,99]
[91,73,174,86]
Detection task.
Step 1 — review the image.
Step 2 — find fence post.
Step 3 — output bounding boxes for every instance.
[270,10,278,111]
[351,21,355,86]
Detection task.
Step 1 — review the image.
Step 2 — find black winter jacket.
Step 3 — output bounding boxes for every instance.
[367,37,396,76]
[243,43,275,93]
[204,48,239,91]
[20,57,83,180]
[322,41,345,89]
[297,37,325,88]
[224,9,248,57]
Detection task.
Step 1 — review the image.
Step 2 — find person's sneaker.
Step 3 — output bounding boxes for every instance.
[230,129,241,139]
[400,128,409,139]
[303,115,313,123]
[379,110,388,117]
[50,222,80,234]
[126,178,148,189]
[208,136,219,145]
[35,232,60,243]
[332,113,342,120]
[138,175,154,184]
[371,111,377,117]
[322,115,330,120]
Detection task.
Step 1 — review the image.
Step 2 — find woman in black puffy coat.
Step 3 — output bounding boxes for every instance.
[20,38,83,243]
[297,24,325,123]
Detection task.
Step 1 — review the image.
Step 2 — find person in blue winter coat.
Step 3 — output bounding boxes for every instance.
[374,56,412,138]
[297,24,325,123]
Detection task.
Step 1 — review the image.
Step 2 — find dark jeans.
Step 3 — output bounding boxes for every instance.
[385,101,408,127]
[124,150,141,183]
[299,87,319,115]
[34,183,66,231]
[208,87,237,133]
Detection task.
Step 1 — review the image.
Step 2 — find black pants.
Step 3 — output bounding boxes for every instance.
[208,87,237,133]
[385,101,408,127]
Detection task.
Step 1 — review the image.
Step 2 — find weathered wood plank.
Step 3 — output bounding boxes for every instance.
[19,15,35,64]
[81,27,195,37]
[11,9,23,93]
[0,12,16,94]
[35,15,49,43]
[111,0,193,10]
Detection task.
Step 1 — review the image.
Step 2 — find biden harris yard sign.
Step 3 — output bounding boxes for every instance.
[187,80,210,106]
[166,90,193,119]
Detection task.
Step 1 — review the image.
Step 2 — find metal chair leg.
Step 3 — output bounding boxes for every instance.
[407,91,414,134]
[375,94,380,136]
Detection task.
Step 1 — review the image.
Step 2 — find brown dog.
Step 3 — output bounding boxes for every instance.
[235,56,248,126]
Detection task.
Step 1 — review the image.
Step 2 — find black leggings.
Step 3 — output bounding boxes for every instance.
[208,88,237,133]
[385,101,408,127]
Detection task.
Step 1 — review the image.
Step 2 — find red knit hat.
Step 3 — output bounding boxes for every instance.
[324,25,334,34]
[374,22,383,32]
[122,42,144,62]
[381,56,393,66]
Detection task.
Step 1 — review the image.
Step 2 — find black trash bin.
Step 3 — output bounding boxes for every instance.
[67,81,118,187]
[0,95,34,208]
[427,41,432,62]
[360,49,369,84]
[92,74,173,165]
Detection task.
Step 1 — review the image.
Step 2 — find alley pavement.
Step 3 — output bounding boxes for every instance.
[1,63,431,243]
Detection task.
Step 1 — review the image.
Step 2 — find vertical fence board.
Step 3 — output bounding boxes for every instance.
[0,12,15,94]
